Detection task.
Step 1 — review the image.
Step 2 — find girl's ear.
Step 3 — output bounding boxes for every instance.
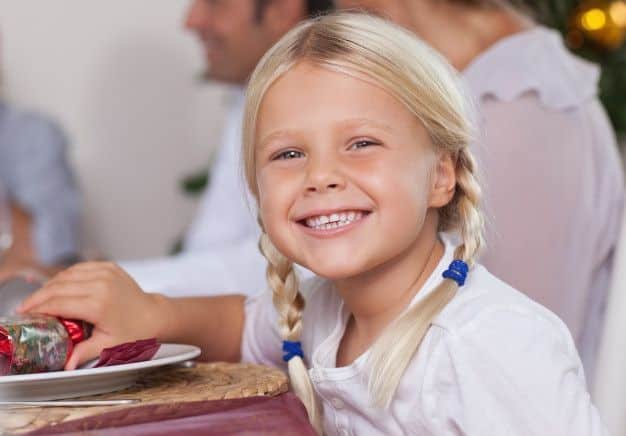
[428,152,457,208]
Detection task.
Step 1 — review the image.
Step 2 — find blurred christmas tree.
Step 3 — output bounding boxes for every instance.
[523,0,626,137]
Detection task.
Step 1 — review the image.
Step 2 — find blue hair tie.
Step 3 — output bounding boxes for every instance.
[282,340,304,362]
[442,259,469,286]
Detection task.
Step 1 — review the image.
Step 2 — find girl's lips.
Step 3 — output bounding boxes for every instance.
[296,211,371,238]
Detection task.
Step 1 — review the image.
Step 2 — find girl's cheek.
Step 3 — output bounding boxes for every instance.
[256,171,276,206]
[257,181,289,228]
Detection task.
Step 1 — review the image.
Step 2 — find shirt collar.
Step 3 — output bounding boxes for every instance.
[462,26,600,110]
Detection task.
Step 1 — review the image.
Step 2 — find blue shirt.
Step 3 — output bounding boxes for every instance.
[0,102,80,265]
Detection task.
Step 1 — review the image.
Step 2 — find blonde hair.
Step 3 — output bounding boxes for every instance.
[243,12,484,431]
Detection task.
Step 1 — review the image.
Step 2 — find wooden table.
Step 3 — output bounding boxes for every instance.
[0,362,314,435]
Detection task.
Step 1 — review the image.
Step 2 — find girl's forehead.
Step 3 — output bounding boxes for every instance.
[255,62,421,138]
[262,61,398,106]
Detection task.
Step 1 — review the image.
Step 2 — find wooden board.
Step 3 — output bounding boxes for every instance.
[1,362,289,434]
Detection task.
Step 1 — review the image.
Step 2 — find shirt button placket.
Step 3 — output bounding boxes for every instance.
[337,425,350,436]
[331,397,351,435]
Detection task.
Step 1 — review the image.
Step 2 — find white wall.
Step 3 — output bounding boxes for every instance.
[0,0,232,259]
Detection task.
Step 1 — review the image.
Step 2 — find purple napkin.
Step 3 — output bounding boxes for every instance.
[94,338,160,368]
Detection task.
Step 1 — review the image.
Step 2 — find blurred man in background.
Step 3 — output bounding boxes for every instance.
[121,0,333,295]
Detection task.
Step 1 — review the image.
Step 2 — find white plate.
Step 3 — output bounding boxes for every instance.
[0,343,201,401]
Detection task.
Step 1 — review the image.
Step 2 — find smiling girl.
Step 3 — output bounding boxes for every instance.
[19,12,606,435]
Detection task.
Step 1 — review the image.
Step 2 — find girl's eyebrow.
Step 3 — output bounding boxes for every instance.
[257,129,299,151]
[257,118,393,151]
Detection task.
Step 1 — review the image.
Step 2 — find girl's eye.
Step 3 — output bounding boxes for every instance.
[273,150,304,160]
[350,139,379,150]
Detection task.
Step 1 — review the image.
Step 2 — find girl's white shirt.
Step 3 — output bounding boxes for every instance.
[241,234,608,436]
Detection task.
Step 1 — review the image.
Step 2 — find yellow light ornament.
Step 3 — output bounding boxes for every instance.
[610,1,626,26]
[569,0,626,50]
[582,8,607,30]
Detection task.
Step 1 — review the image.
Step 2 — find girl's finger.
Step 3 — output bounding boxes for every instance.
[43,262,117,285]
[22,296,103,324]
[18,276,113,313]
[62,261,121,274]
[18,283,87,313]
[49,265,119,284]
[65,339,109,370]
[41,276,110,293]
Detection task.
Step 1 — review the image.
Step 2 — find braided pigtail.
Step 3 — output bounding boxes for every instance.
[367,146,484,408]
[449,147,485,263]
[258,232,323,434]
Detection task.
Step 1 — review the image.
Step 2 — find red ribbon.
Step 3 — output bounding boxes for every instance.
[59,319,87,344]
[0,326,13,376]
[58,319,89,367]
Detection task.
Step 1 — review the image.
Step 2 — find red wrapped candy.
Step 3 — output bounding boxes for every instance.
[0,315,91,376]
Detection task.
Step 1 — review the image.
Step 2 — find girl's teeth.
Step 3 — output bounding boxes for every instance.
[304,211,366,230]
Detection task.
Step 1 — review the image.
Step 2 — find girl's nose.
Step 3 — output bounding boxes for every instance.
[305,156,346,194]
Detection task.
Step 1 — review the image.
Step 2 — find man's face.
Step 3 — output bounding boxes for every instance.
[185,0,285,84]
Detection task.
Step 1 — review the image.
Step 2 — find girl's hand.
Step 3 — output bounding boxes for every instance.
[17,262,168,370]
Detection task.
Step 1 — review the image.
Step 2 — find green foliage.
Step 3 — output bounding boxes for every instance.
[181,168,211,196]
[174,167,211,254]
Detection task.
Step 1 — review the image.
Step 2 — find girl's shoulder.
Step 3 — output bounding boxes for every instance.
[417,264,601,436]
[433,264,577,353]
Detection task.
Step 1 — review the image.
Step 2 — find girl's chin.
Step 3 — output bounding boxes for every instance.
[306,262,365,282]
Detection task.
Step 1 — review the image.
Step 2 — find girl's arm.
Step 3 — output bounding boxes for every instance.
[156,293,245,362]
[18,261,245,369]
